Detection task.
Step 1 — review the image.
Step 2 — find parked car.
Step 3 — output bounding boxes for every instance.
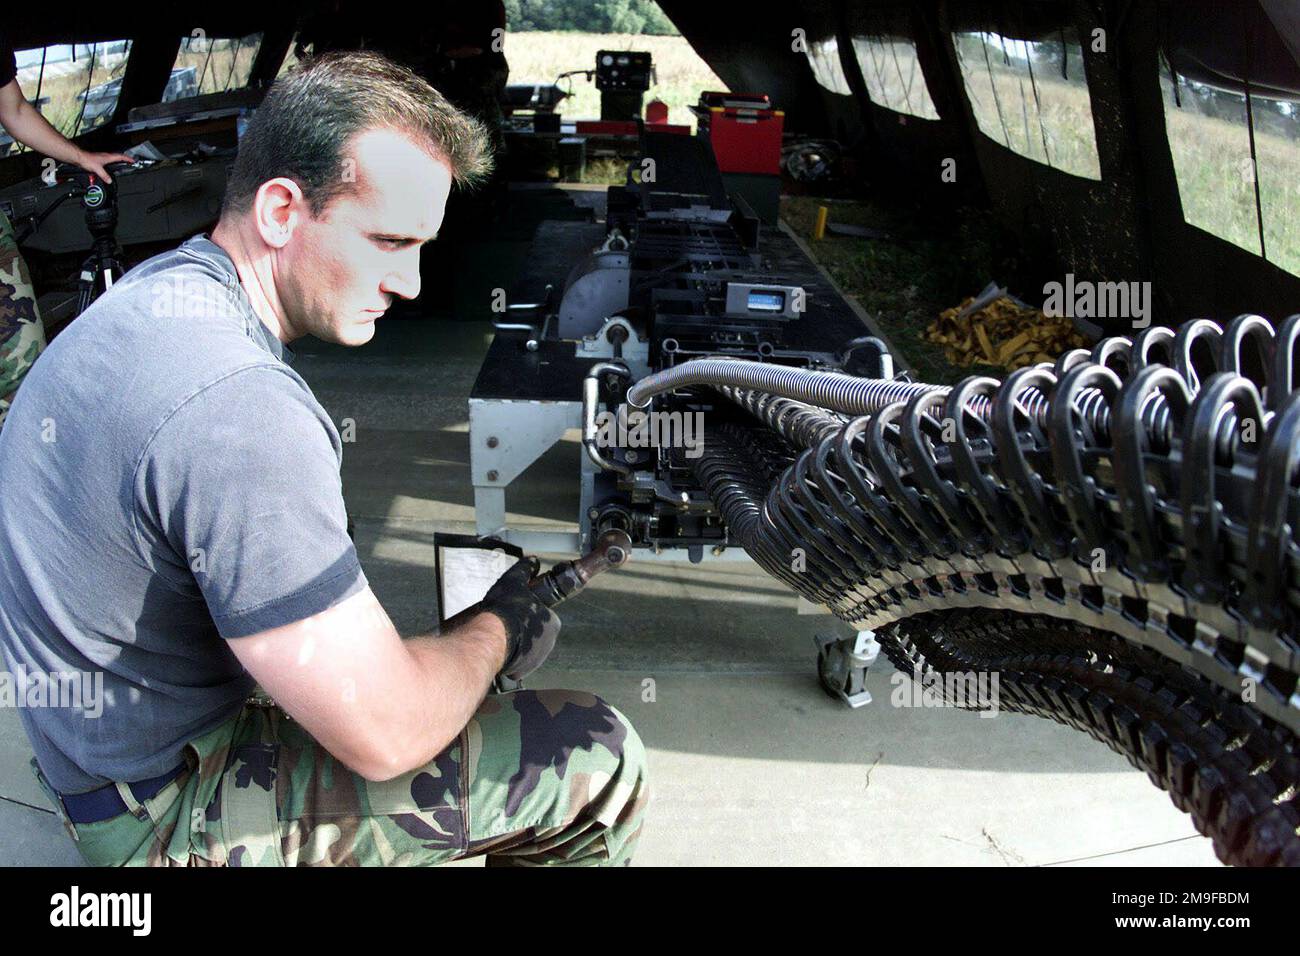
[77,65,199,131]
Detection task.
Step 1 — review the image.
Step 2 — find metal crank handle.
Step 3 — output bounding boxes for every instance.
[526,529,633,608]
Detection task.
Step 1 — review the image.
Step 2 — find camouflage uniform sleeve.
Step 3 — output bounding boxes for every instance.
[0,208,48,428]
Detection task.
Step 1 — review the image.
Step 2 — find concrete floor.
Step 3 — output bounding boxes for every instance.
[0,200,1222,866]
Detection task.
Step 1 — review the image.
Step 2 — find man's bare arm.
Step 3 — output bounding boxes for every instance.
[0,77,133,180]
[226,585,508,782]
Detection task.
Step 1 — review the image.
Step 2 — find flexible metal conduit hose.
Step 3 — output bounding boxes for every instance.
[628,359,946,416]
[626,316,1284,449]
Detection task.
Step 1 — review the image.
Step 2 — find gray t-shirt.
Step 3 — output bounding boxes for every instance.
[0,235,366,793]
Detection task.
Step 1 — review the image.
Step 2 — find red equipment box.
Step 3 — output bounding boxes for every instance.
[691,91,784,175]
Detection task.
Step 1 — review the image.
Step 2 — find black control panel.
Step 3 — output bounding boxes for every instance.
[594,50,652,92]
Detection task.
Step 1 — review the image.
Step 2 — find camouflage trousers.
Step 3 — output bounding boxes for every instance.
[32,689,650,866]
[0,208,46,429]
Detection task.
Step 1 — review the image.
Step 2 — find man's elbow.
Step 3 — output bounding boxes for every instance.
[0,85,26,130]
[347,728,459,783]
[351,753,408,784]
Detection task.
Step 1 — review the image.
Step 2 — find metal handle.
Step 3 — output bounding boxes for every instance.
[493,530,632,695]
[527,530,633,607]
[582,362,632,476]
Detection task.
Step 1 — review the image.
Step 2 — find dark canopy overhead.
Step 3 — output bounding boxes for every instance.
[6,6,280,49]
[15,1,1299,98]
[1163,0,1300,100]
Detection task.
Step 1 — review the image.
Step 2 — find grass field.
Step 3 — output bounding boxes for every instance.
[15,47,130,141]
[1161,81,1300,277]
[952,32,1299,275]
[174,36,261,96]
[503,31,725,129]
[851,38,940,120]
[954,34,1101,180]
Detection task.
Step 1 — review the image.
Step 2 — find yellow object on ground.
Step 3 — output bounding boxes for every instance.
[813,205,829,241]
[924,294,1089,371]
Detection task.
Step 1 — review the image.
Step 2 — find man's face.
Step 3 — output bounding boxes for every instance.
[277,128,453,346]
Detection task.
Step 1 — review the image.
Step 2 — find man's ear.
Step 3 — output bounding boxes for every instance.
[252,178,307,250]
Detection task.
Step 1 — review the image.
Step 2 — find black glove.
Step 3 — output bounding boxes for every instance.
[447,556,561,685]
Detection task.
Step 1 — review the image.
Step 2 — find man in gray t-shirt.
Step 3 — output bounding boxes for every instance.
[0,51,647,866]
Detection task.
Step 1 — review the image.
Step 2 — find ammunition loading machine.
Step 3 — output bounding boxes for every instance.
[470,140,1300,861]
[469,131,890,561]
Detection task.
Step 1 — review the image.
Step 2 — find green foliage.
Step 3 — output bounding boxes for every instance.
[504,0,678,35]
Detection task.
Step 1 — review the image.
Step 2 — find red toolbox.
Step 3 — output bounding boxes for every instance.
[691,91,784,175]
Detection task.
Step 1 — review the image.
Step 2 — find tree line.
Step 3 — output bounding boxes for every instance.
[504,0,678,35]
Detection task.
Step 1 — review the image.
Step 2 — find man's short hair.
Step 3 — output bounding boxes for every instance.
[221,50,493,217]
